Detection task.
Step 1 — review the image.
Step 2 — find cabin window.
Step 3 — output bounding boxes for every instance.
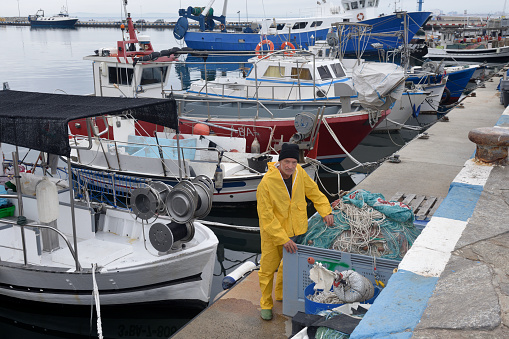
[291,67,313,80]
[344,3,350,10]
[375,0,379,5]
[310,21,323,28]
[108,67,134,85]
[140,66,168,85]
[263,66,285,78]
[317,65,333,80]
[359,0,365,8]
[351,2,359,9]
[331,63,346,77]
[292,22,307,30]
[277,23,286,30]
[367,0,374,6]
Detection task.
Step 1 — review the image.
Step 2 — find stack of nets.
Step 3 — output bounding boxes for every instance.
[299,189,420,260]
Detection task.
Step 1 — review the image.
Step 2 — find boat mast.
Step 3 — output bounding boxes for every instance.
[222,0,229,17]
[417,0,424,12]
[202,0,217,18]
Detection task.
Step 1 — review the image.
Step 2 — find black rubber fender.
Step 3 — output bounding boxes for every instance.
[440,87,451,105]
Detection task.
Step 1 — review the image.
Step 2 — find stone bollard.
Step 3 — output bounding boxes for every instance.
[468,127,509,165]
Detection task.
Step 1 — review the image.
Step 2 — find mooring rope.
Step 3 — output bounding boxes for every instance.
[91,263,103,339]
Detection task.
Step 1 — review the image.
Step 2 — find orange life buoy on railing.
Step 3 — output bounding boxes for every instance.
[255,39,274,58]
[280,41,296,55]
[357,12,364,21]
[219,23,225,31]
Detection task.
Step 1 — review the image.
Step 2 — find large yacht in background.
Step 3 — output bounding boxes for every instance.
[173,0,432,54]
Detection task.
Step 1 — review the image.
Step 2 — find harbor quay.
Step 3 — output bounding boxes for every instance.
[173,69,509,338]
[0,17,247,30]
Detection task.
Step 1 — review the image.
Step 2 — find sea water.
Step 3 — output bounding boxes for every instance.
[0,24,260,338]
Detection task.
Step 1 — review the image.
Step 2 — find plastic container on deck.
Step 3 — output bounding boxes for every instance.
[283,244,399,317]
[247,155,271,173]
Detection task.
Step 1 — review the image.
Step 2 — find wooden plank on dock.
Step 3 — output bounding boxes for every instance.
[409,195,426,212]
[390,192,405,202]
[428,197,444,217]
[402,194,416,206]
[416,197,437,220]
[389,193,444,221]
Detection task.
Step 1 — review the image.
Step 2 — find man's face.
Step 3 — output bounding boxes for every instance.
[279,158,297,179]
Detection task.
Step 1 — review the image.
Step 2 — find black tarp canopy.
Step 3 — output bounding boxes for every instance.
[0,90,178,157]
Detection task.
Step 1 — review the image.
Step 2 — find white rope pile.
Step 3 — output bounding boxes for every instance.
[307,289,343,304]
[331,199,387,257]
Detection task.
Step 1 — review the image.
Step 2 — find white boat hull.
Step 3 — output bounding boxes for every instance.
[374,91,430,131]
[0,193,219,307]
[424,46,509,61]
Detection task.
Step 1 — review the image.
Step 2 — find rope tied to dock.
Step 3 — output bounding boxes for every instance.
[91,263,103,339]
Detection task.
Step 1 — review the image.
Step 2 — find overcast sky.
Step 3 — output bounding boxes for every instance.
[3,0,506,18]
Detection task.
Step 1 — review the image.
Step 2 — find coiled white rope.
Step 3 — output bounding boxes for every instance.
[331,199,387,257]
[92,263,103,339]
[308,289,343,304]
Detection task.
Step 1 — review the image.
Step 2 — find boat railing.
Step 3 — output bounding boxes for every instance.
[1,148,85,272]
[172,49,326,103]
[0,216,82,271]
[71,134,272,174]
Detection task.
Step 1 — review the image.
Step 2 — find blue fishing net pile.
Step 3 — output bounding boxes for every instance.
[298,189,421,260]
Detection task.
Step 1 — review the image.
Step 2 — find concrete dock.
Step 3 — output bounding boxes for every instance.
[173,71,509,338]
[350,73,509,337]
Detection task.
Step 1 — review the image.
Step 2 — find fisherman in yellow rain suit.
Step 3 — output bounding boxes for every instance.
[257,143,333,320]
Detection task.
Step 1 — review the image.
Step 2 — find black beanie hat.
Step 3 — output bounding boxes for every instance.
[279,143,299,161]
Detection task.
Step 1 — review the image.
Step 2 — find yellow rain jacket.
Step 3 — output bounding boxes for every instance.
[257,162,331,310]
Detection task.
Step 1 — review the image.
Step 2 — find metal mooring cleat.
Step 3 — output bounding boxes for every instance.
[468,127,509,165]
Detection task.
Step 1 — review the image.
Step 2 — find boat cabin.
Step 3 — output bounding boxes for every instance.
[84,55,172,98]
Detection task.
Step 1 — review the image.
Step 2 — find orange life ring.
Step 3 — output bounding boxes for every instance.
[219,23,225,31]
[357,13,364,21]
[255,39,274,58]
[280,41,296,55]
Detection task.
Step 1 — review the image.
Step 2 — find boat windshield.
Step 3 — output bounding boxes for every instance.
[141,66,169,85]
[263,66,285,78]
[331,63,346,77]
[317,65,333,80]
[109,67,134,85]
[291,67,313,80]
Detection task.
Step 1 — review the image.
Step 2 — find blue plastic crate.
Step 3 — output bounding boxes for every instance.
[282,244,400,317]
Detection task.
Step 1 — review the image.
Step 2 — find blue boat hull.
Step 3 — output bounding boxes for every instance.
[407,67,476,105]
[183,12,431,54]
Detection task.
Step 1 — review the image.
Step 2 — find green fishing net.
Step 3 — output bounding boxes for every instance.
[299,189,421,260]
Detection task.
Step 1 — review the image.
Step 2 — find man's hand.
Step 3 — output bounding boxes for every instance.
[323,214,334,227]
[283,239,298,254]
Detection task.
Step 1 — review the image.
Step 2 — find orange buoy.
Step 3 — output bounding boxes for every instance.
[307,257,315,265]
[193,123,210,136]
[255,40,274,58]
[281,41,296,56]
[172,134,185,139]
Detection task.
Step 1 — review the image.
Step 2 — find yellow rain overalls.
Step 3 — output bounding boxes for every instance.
[257,162,332,310]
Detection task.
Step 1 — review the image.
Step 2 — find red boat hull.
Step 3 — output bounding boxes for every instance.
[69,110,389,163]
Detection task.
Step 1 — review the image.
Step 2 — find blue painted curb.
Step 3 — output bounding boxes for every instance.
[350,270,439,338]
